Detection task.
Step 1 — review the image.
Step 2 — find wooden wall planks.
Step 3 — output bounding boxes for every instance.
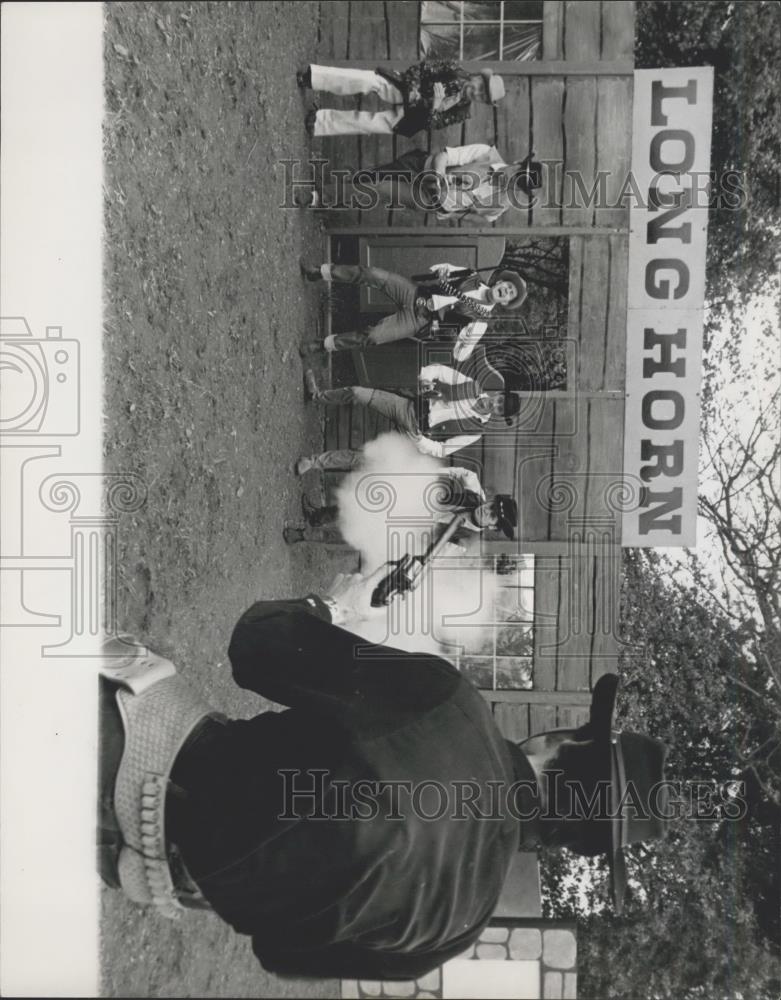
[569,234,629,393]
[313,1,635,713]
[542,2,565,61]
[315,1,635,232]
[576,236,612,391]
[497,75,532,229]
[386,1,420,60]
[604,233,628,390]
[601,1,636,60]
[529,76,565,227]
[563,1,602,62]
[562,76,598,228]
[596,76,633,229]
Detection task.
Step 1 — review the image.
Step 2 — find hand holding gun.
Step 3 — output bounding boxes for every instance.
[370,512,467,607]
[418,377,442,398]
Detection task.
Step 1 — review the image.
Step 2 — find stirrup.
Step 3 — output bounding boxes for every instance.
[102,637,215,919]
[100,635,176,694]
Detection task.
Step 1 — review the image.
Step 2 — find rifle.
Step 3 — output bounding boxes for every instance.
[410,265,500,283]
[370,512,468,607]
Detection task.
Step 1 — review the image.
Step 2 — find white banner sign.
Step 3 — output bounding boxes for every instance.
[622,67,714,547]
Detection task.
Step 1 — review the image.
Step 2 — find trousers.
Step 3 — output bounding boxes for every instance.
[308,448,364,472]
[325,264,428,351]
[316,386,422,443]
[310,64,404,136]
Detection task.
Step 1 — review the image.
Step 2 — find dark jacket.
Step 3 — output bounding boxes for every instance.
[415,376,495,440]
[171,596,535,980]
[413,267,494,340]
[377,59,473,137]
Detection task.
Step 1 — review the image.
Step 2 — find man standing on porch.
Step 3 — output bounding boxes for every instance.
[299,143,541,223]
[300,259,526,355]
[298,61,505,137]
[302,364,521,460]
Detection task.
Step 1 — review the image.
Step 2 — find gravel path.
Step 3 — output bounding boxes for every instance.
[102,4,352,994]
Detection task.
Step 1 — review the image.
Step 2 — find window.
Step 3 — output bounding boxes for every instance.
[420,1,543,62]
[456,554,535,690]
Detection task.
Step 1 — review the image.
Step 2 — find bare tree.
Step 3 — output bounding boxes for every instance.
[698,382,781,805]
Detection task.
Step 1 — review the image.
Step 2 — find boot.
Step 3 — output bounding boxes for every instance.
[305,106,320,137]
[302,495,338,527]
[299,257,323,282]
[304,369,322,400]
[283,523,308,544]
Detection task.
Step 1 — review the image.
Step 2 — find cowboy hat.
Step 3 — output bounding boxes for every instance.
[490,494,517,539]
[573,674,669,911]
[521,674,669,912]
[502,389,522,426]
[479,68,506,104]
[512,151,543,193]
[490,269,528,311]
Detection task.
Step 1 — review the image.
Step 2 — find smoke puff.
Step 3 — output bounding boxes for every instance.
[334,433,499,658]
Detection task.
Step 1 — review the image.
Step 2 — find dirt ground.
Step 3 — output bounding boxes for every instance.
[102,3,355,995]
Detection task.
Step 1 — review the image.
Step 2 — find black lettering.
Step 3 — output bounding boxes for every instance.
[651,79,697,126]
[638,487,683,535]
[640,440,684,482]
[643,327,687,378]
[647,185,693,244]
[642,390,685,430]
[650,129,695,174]
[645,259,690,300]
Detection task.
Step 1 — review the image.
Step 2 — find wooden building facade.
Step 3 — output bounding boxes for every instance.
[310,2,636,994]
[312,0,635,735]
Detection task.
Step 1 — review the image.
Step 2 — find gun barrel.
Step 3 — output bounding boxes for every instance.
[369,513,467,607]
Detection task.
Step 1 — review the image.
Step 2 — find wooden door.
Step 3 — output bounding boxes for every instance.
[347,234,506,388]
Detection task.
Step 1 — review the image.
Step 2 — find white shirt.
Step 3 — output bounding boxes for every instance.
[419,363,491,428]
[427,264,491,361]
[412,365,485,460]
[434,144,509,222]
[434,467,485,532]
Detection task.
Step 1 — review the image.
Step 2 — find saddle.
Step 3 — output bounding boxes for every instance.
[98,637,218,918]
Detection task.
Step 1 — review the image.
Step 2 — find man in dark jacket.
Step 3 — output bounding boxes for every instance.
[102,567,527,979]
[300,260,526,354]
[101,572,670,979]
[299,61,505,138]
